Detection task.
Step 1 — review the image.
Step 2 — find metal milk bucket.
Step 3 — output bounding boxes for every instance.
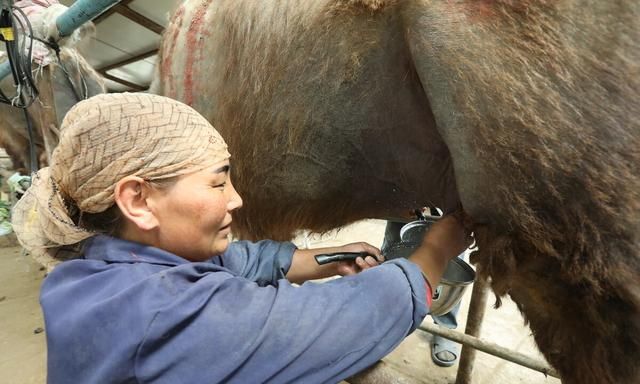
[391,219,475,316]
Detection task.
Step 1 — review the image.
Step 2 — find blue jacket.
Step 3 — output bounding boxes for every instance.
[41,235,429,383]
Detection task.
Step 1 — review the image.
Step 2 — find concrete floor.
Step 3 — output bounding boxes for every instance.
[0,220,561,384]
[0,242,47,384]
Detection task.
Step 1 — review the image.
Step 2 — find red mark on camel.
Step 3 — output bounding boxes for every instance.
[162,4,186,99]
[443,0,495,22]
[184,0,215,107]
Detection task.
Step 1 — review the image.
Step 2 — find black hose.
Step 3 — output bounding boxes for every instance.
[11,5,38,107]
[0,1,40,172]
[0,2,39,108]
[21,102,37,174]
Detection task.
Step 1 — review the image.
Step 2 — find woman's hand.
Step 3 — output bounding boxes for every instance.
[421,214,471,260]
[333,242,384,276]
[287,242,384,284]
[410,213,472,288]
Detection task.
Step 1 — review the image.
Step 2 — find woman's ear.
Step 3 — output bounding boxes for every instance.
[114,176,159,231]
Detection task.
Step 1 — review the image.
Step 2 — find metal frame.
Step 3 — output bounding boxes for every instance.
[0,0,123,79]
[0,0,165,90]
[93,0,163,91]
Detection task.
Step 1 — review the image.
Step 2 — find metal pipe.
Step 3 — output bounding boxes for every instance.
[0,0,121,80]
[455,277,490,384]
[55,0,121,38]
[418,322,560,379]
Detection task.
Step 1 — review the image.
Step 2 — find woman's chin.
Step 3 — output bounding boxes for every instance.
[211,237,230,255]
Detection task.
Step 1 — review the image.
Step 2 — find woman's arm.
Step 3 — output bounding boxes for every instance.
[136,258,428,384]
[286,242,382,284]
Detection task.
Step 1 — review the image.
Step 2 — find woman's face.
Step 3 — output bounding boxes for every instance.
[149,160,243,261]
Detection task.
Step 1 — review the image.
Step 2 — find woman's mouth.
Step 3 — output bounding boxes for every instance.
[219,222,232,234]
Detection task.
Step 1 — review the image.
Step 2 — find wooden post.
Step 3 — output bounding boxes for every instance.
[455,277,490,384]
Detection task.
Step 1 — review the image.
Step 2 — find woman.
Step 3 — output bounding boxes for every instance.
[13,93,469,383]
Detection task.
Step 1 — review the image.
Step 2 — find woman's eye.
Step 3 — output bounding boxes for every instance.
[212,182,226,189]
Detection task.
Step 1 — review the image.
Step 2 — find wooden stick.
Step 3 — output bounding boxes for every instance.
[418,322,560,379]
[93,0,135,24]
[100,72,148,91]
[97,48,158,73]
[455,278,490,384]
[113,4,164,35]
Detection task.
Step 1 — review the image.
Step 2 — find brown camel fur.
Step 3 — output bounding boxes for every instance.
[153,1,640,383]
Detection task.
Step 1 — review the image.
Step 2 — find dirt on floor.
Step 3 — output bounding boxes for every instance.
[0,220,560,384]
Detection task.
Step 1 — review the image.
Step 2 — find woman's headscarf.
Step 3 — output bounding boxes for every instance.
[12,93,230,269]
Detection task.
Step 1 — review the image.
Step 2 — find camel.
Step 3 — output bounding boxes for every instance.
[152,1,640,383]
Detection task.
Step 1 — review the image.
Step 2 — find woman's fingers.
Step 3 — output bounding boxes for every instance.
[361,243,383,261]
[335,247,384,276]
[343,242,383,261]
[364,256,379,267]
[355,257,369,270]
[355,256,379,270]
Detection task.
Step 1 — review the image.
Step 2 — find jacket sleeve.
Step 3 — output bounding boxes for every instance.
[134,258,428,384]
[217,240,297,286]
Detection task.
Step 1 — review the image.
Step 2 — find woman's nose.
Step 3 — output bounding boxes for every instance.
[227,182,243,211]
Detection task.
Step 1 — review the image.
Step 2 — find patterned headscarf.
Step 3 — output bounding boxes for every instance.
[12,93,230,269]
